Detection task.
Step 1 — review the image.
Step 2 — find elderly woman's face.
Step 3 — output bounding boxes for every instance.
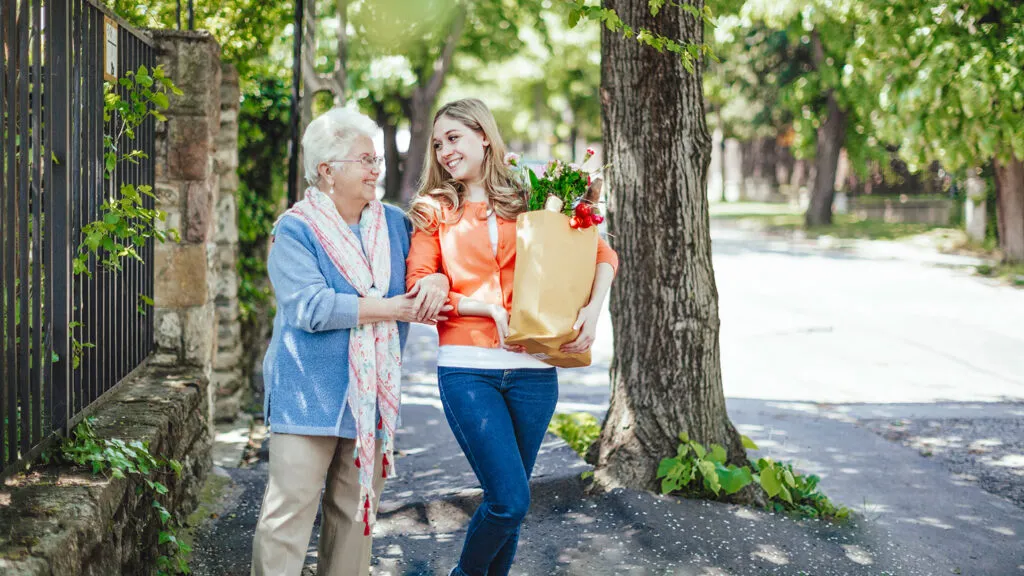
[323,135,380,204]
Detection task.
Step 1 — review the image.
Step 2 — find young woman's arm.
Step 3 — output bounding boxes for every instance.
[453,298,512,346]
[561,238,619,353]
[406,228,463,322]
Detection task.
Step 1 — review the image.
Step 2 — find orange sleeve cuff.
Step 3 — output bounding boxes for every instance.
[406,228,443,291]
[597,236,619,274]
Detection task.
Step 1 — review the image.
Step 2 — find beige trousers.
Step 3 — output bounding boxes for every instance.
[251,433,385,576]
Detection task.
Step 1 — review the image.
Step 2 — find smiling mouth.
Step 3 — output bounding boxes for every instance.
[445,158,462,171]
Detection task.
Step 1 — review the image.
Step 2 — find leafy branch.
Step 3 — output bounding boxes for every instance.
[565,0,716,73]
[69,65,182,369]
[75,64,182,281]
[102,65,181,177]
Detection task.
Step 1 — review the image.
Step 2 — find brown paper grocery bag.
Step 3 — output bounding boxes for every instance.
[506,210,597,368]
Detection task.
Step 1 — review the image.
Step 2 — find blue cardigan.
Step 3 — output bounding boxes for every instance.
[262,204,412,437]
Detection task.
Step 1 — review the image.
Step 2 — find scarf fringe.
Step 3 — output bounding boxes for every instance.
[353,440,398,537]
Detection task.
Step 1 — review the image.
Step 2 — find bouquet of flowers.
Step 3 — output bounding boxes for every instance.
[506,148,606,229]
[502,149,607,368]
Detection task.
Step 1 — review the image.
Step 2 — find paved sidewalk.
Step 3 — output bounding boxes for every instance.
[190,325,1024,575]
[190,226,1024,575]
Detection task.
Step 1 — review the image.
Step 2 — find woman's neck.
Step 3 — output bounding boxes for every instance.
[464,180,488,203]
[319,183,365,225]
[334,201,364,225]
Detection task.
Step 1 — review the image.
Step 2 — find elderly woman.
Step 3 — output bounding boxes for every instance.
[251,108,449,576]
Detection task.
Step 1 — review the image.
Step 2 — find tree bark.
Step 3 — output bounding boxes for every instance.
[293,0,349,200]
[569,125,579,163]
[377,104,403,205]
[398,8,466,201]
[994,150,1024,262]
[332,0,348,103]
[592,0,750,495]
[805,32,846,227]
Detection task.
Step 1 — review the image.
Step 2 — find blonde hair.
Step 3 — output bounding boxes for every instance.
[408,98,527,232]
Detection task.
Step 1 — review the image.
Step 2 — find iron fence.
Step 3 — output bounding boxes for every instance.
[1,0,155,474]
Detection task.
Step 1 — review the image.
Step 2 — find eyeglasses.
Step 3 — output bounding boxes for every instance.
[330,156,384,171]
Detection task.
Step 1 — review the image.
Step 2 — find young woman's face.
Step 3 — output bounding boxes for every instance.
[432,115,489,184]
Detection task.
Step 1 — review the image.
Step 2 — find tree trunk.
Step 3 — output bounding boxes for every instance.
[994,150,1024,262]
[805,32,846,227]
[592,0,750,495]
[805,91,845,226]
[400,93,432,202]
[333,0,348,104]
[289,0,349,202]
[398,8,466,201]
[377,104,403,205]
[569,125,579,163]
[739,140,753,201]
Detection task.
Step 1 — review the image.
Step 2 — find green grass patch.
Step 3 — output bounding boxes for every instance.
[714,208,945,241]
[709,202,801,219]
[976,262,1024,286]
[548,412,601,458]
[803,216,944,240]
[850,193,949,205]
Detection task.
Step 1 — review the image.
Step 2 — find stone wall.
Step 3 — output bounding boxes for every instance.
[150,30,243,425]
[212,63,246,421]
[0,364,211,576]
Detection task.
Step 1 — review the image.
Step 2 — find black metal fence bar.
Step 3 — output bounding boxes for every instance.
[17,0,31,459]
[83,3,96,410]
[30,0,44,443]
[144,44,154,362]
[1,0,155,473]
[3,0,18,464]
[69,0,83,419]
[48,0,72,437]
[1,0,9,464]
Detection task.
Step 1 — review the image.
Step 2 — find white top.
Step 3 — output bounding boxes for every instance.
[437,211,551,370]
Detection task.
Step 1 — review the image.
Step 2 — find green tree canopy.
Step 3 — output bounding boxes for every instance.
[847,0,1024,172]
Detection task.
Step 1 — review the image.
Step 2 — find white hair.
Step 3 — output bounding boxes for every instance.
[301,107,379,185]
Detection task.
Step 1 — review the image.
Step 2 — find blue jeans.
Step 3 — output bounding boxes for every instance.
[438,367,559,576]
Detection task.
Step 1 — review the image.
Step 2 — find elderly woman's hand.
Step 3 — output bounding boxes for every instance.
[386,292,450,324]
[410,273,451,323]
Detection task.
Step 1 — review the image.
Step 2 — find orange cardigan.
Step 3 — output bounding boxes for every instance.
[406,201,619,348]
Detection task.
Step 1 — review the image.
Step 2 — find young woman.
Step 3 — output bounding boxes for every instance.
[405,98,618,576]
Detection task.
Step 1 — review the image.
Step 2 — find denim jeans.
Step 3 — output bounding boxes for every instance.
[438,367,559,576]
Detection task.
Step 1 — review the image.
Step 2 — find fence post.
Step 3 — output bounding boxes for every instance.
[47,0,72,433]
